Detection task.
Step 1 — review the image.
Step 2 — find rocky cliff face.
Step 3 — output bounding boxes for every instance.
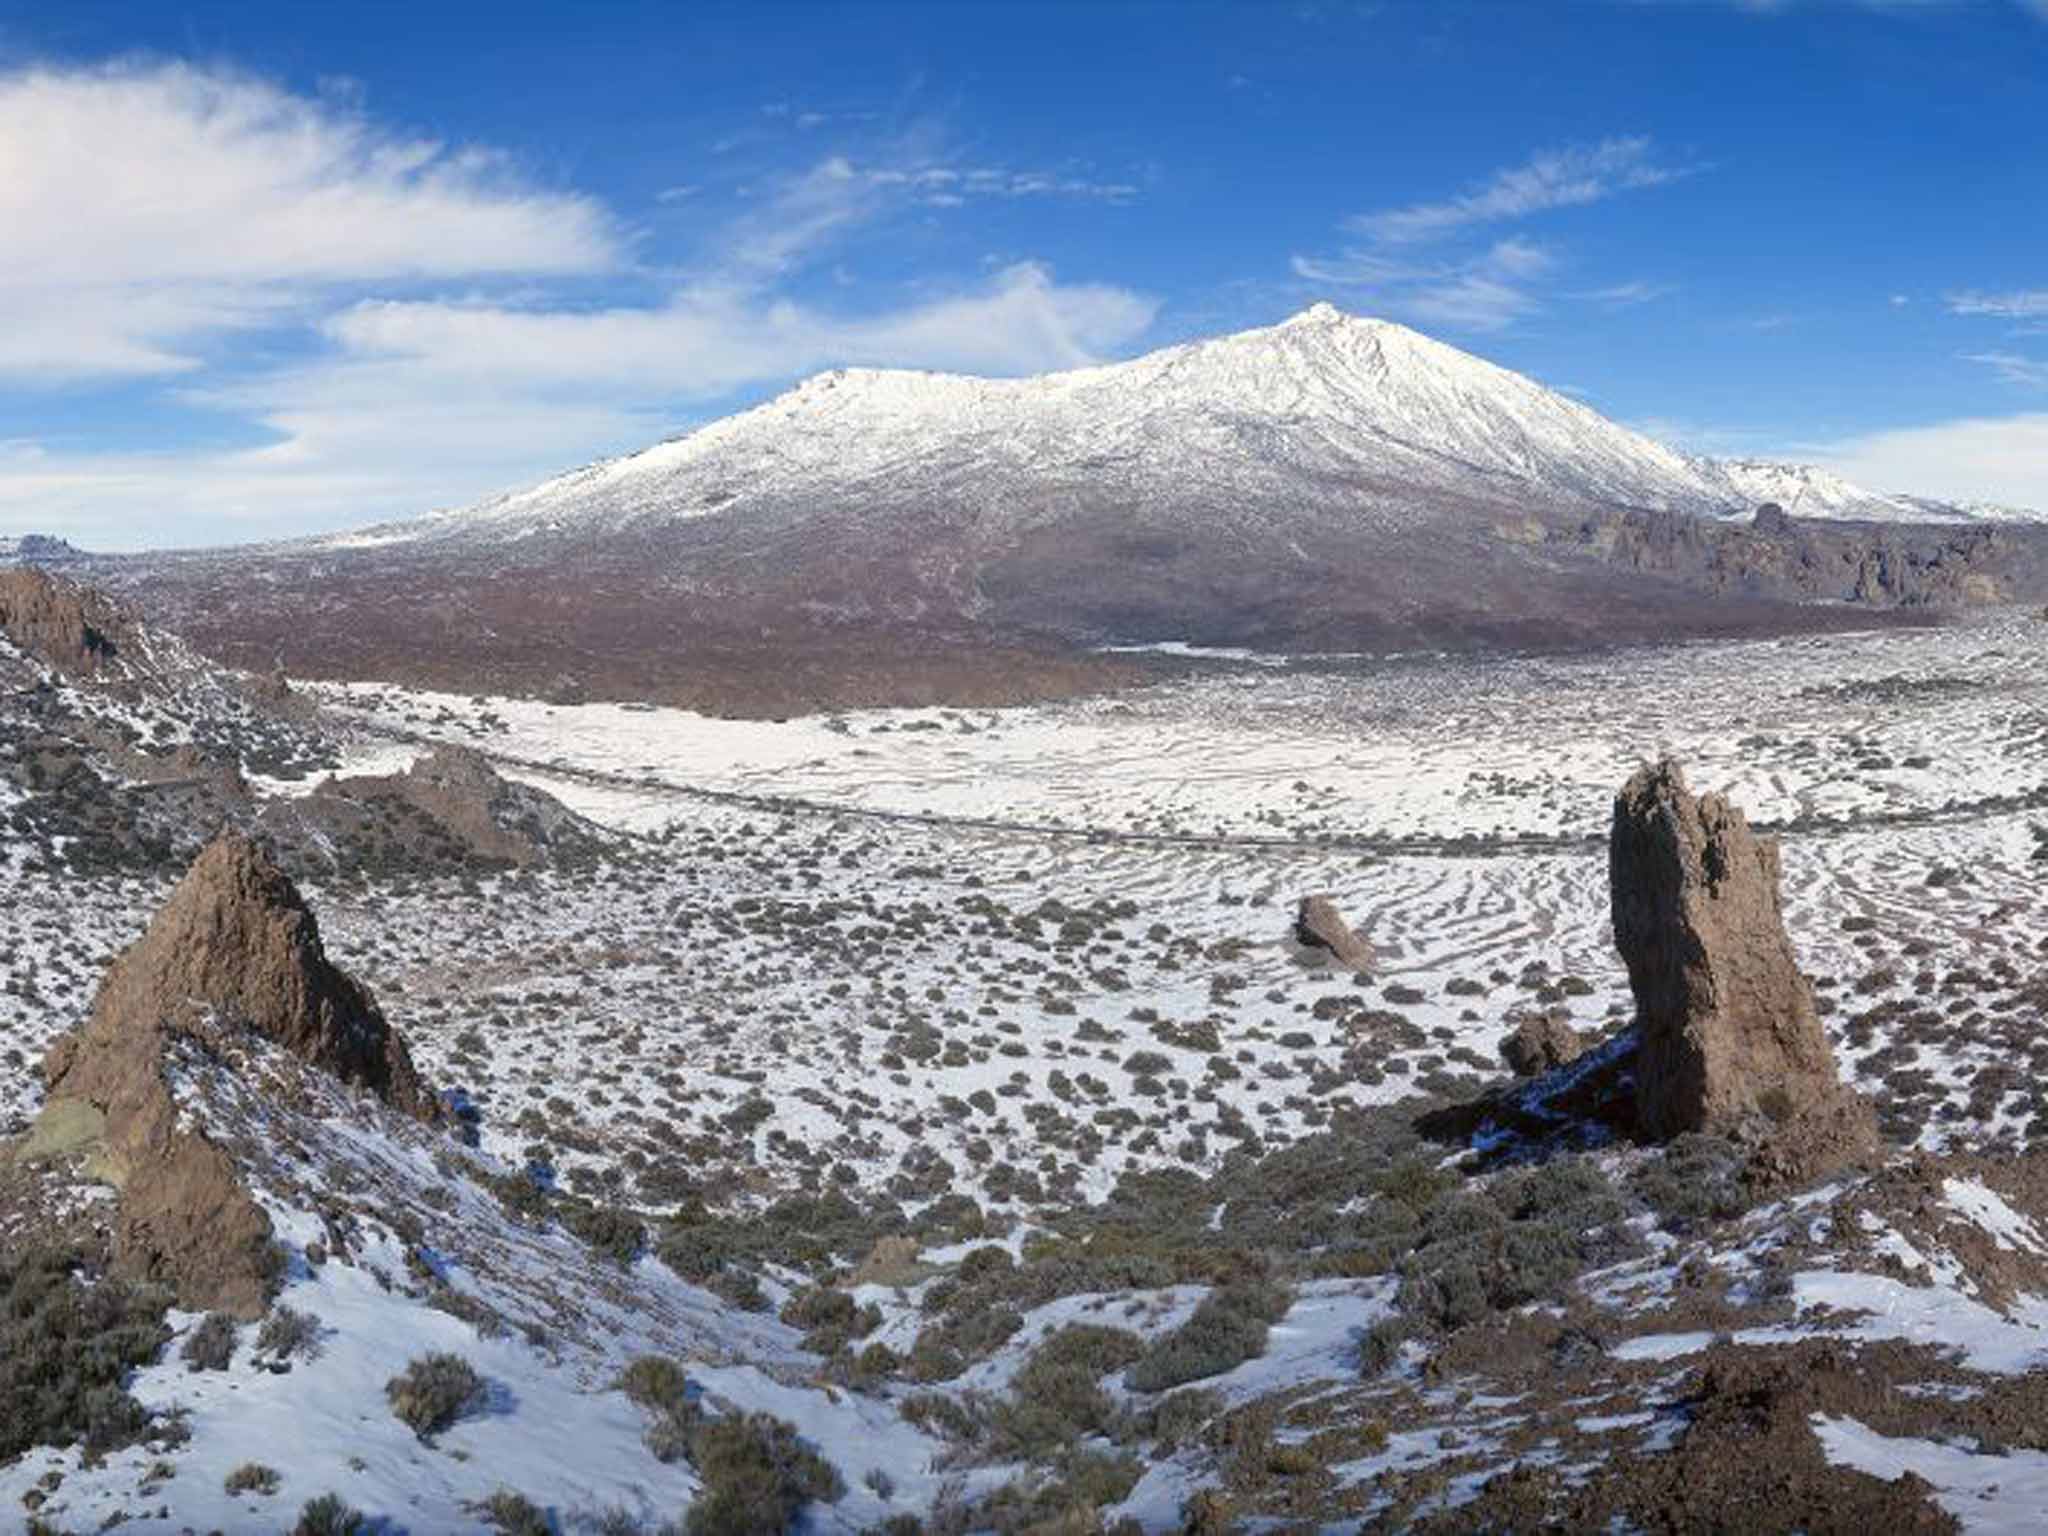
[0,566,130,676]
[1609,760,1877,1185]
[37,833,438,1313]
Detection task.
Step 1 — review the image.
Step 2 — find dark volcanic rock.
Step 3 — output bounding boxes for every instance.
[1609,759,1877,1182]
[1294,894,1374,971]
[36,832,438,1313]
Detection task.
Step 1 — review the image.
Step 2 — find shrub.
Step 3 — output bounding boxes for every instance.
[224,1461,281,1496]
[619,1355,702,1462]
[256,1304,323,1362]
[779,1287,858,1333]
[182,1312,238,1372]
[990,1323,1148,1456]
[1629,1134,1755,1231]
[900,1391,983,1442]
[561,1202,645,1265]
[619,1355,691,1412]
[1149,1387,1223,1452]
[472,1488,551,1535]
[0,1245,170,1462]
[1126,1281,1292,1393]
[293,1493,365,1536]
[385,1351,487,1439]
[685,1412,844,1536]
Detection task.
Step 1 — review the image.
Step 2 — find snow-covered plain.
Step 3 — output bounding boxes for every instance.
[6,606,2048,1529]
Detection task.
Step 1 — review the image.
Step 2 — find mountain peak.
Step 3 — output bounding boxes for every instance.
[1282,300,1351,328]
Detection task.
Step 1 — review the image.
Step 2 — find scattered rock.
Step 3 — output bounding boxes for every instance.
[1293,895,1374,972]
[32,832,439,1313]
[1610,759,1877,1183]
[1501,1010,1589,1076]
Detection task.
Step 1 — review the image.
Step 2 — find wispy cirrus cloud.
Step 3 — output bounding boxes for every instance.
[1947,289,2048,319]
[1292,238,1554,332]
[1292,137,1690,332]
[1964,351,2048,387]
[1345,136,1693,246]
[1577,279,1678,309]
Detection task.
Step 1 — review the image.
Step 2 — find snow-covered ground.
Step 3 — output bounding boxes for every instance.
[6,608,2048,1529]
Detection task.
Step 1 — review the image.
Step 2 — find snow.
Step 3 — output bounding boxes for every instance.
[322,304,2038,553]
[1814,1415,2048,1534]
[1943,1178,2048,1256]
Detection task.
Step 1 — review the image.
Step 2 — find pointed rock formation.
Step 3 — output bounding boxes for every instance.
[36,832,438,1314]
[1610,760,1877,1183]
[1294,895,1374,972]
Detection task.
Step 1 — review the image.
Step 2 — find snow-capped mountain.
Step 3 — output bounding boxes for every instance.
[333,303,2022,553]
[57,304,2048,713]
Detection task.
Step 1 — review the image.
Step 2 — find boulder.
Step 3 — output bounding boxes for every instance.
[1501,1010,1589,1077]
[1294,895,1374,972]
[1610,759,1876,1182]
[35,832,438,1314]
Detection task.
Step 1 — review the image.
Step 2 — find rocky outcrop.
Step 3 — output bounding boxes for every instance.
[1610,760,1877,1183]
[317,744,602,868]
[0,565,129,675]
[36,832,437,1313]
[1501,1011,1589,1077]
[1294,895,1374,972]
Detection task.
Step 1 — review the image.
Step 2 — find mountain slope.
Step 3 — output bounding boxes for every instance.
[47,305,2048,713]
[344,305,2021,549]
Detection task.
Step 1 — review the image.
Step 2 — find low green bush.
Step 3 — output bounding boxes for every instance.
[0,1246,170,1463]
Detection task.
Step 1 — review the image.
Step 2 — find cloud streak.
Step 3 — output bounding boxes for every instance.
[1291,137,1689,332]
[1947,289,2048,319]
[1346,136,1690,245]
[1964,351,2048,388]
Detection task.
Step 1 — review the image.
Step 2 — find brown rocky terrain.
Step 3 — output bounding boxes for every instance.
[0,565,135,677]
[25,833,437,1313]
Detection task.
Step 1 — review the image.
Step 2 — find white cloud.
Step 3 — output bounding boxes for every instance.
[1806,413,2048,511]
[1579,280,1676,308]
[320,262,1157,398]
[1347,137,1689,245]
[1964,351,2048,387]
[1947,289,2048,319]
[1291,238,1554,331]
[1,263,1156,548]
[0,65,1157,544]
[0,61,619,382]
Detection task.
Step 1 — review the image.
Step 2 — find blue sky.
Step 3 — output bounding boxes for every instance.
[1,0,2045,547]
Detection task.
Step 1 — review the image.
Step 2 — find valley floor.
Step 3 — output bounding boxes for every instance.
[4,609,2047,1532]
